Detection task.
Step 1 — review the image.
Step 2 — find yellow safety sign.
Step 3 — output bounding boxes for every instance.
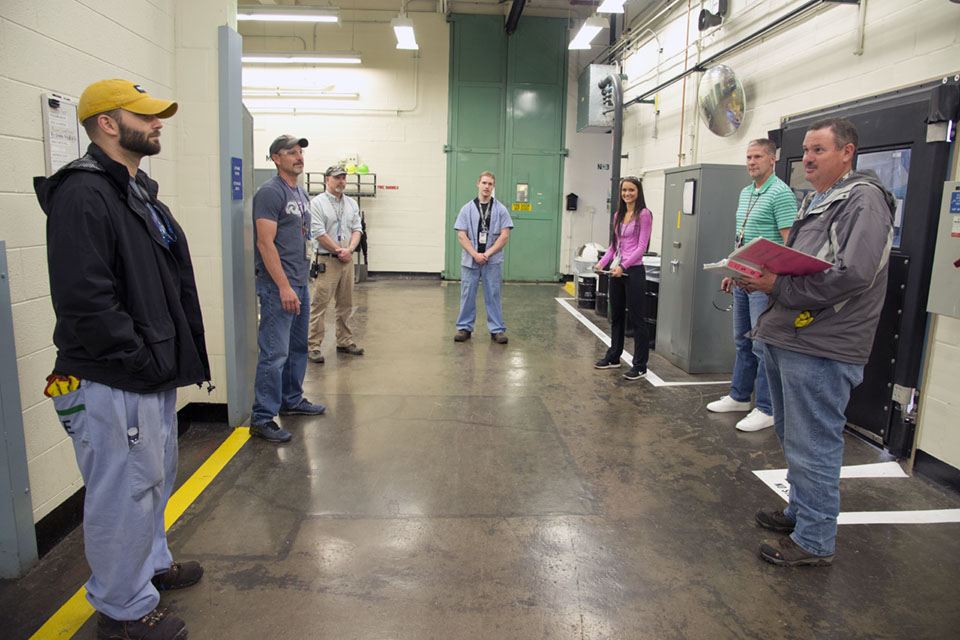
[511,203,532,211]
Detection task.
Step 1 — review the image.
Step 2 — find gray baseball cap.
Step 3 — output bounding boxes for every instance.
[269,134,308,157]
[324,165,347,177]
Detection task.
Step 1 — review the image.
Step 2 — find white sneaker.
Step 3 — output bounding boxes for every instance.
[736,408,775,432]
[706,395,752,413]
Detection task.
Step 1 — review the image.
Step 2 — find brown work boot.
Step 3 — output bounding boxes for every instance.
[759,536,833,567]
[454,329,471,342]
[97,606,187,639]
[491,332,508,344]
[755,507,795,533]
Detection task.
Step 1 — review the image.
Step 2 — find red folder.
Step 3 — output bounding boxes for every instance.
[703,237,833,279]
[731,237,833,276]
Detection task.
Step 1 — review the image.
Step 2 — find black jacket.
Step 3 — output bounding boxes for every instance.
[34,143,210,393]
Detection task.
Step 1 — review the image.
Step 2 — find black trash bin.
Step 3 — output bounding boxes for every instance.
[576,274,596,309]
[595,271,609,317]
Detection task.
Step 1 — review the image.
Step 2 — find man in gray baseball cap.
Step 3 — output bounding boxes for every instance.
[250,133,326,444]
[307,164,364,362]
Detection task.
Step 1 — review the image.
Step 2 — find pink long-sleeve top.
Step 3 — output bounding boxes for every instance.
[598,208,653,269]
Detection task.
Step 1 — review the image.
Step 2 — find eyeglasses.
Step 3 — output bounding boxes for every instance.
[279,148,304,157]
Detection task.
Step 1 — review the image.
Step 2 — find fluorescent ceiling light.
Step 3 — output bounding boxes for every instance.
[392,16,419,50]
[237,5,339,23]
[596,0,625,13]
[242,53,362,65]
[242,87,360,99]
[569,17,607,50]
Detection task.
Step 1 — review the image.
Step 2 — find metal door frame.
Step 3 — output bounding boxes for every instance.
[0,241,39,577]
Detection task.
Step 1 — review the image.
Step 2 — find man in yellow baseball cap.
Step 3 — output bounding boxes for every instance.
[34,78,207,640]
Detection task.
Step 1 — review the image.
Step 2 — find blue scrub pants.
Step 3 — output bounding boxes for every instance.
[456,263,505,334]
[53,380,178,620]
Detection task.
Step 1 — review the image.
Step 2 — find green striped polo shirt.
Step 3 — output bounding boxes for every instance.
[734,173,798,246]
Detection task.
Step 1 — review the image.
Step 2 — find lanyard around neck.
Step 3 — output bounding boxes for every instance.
[285,182,309,239]
[474,199,491,231]
[736,191,762,248]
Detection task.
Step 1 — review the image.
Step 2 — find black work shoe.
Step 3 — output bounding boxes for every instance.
[279,398,325,415]
[594,359,620,369]
[308,350,324,364]
[249,420,292,443]
[97,607,187,640]
[454,329,471,342]
[491,332,508,344]
[623,366,647,380]
[756,507,796,533]
[759,536,833,567]
[152,561,203,591]
[336,343,365,355]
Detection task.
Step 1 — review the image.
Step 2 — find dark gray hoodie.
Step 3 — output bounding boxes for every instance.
[750,170,896,365]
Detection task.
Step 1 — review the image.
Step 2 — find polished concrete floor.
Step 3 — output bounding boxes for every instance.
[4,280,960,639]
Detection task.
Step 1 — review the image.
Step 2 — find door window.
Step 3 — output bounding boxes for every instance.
[856,148,910,248]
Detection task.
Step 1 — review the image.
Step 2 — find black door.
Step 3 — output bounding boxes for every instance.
[774,78,956,455]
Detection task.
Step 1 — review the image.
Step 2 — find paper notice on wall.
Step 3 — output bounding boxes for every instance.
[41,93,89,176]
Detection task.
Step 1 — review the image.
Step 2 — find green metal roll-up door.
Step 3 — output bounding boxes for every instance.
[444,14,567,282]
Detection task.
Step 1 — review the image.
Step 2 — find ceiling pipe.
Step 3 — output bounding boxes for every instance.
[505,0,527,35]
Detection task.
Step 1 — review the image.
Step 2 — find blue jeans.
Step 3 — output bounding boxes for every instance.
[730,287,772,415]
[763,344,864,557]
[53,381,178,620]
[252,279,309,423]
[456,263,505,334]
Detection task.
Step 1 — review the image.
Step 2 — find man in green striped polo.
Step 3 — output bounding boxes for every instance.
[707,139,798,431]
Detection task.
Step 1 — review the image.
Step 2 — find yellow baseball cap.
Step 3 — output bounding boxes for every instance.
[77,79,178,122]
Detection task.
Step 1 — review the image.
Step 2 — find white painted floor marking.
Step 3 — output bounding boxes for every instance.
[838,461,908,479]
[753,462,959,525]
[556,297,730,388]
[838,510,960,525]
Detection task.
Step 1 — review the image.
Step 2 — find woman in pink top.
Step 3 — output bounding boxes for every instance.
[593,177,654,380]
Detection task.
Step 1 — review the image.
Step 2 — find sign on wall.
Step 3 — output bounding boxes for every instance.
[41,93,90,176]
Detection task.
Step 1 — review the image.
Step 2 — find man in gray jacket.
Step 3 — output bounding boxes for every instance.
[740,117,895,567]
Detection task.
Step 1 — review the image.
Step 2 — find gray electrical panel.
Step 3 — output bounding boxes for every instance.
[927,181,960,319]
[576,64,617,132]
[656,164,745,373]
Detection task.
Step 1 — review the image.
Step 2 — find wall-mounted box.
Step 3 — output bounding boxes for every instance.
[577,64,618,133]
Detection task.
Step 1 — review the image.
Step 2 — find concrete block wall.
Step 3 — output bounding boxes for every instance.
[920,315,960,469]
[172,0,233,407]
[0,0,231,522]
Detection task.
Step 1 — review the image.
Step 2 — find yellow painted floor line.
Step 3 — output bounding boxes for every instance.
[30,426,251,640]
[562,281,575,296]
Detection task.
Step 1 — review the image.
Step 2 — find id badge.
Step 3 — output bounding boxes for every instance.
[479,231,488,245]
[305,240,312,260]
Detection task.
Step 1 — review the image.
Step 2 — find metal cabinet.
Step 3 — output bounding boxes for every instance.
[656,164,744,373]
